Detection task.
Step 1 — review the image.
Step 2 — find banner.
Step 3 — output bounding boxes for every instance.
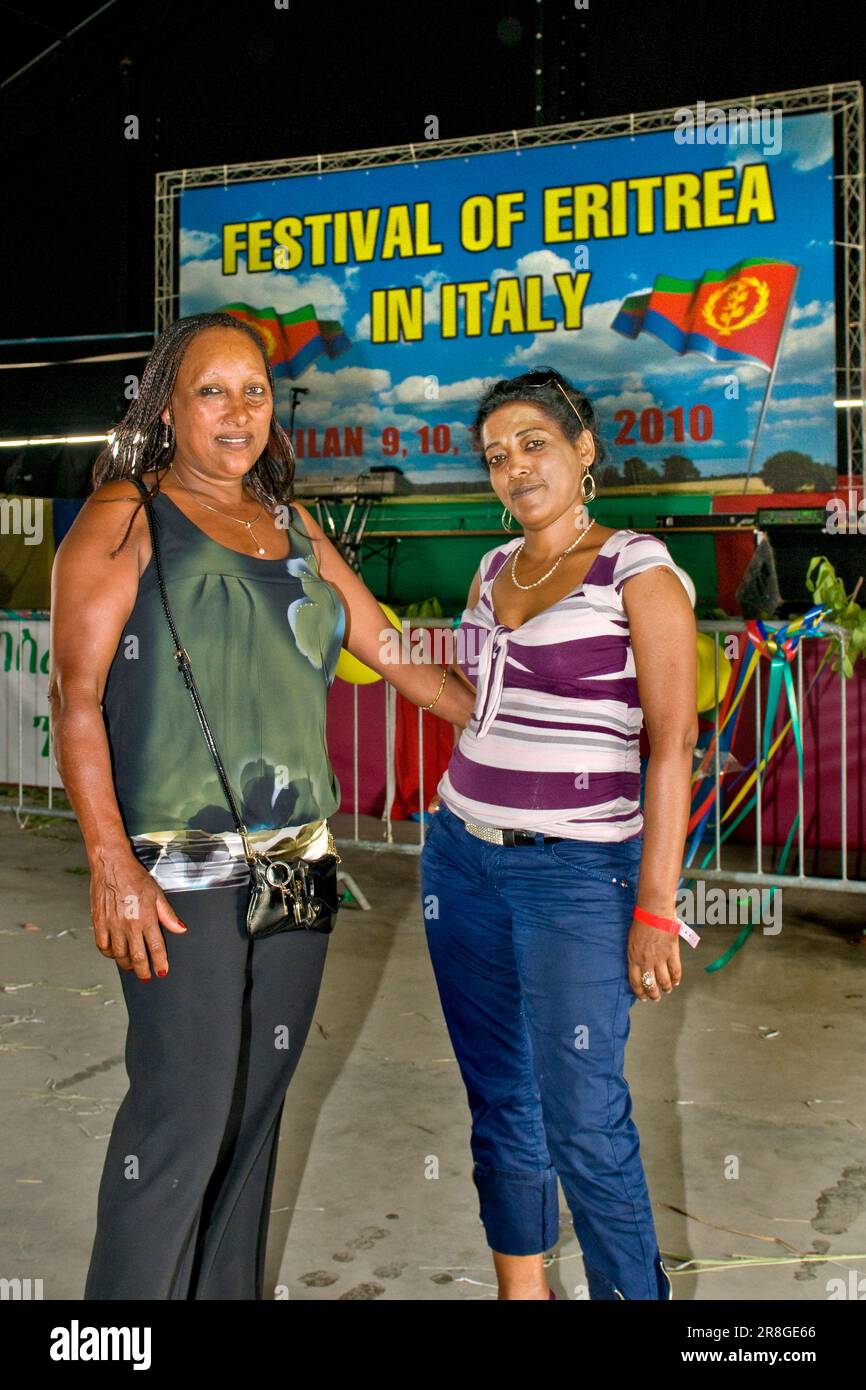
[179,110,835,490]
[0,615,61,789]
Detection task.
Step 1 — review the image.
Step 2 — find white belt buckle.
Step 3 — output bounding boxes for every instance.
[464,821,504,845]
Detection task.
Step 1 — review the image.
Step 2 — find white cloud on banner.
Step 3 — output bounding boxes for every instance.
[180,256,349,319]
[723,151,773,177]
[379,374,497,406]
[353,269,449,340]
[503,294,834,394]
[415,269,449,326]
[504,300,732,387]
[719,113,833,173]
[746,392,834,415]
[766,415,828,432]
[701,368,766,388]
[488,249,576,297]
[790,298,833,323]
[179,229,220,262]
[273,369,481,460]
[772,305,835,386]
[276,363,392,404]
[780,115,834,172]
[505,297,648,375]
[592,387,658,415]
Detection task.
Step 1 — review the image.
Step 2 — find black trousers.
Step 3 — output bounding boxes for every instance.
[84,883,329,1300]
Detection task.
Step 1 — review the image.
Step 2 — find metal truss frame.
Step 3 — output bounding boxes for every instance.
[155,83,864,481]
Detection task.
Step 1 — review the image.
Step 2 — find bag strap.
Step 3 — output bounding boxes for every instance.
[130,475,255,860]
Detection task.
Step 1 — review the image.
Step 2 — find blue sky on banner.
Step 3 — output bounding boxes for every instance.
[179,112,834,483]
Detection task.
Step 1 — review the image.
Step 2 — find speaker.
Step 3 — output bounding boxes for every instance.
[760,525,866,616]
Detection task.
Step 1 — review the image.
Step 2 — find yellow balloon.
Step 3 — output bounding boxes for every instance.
[696,631,732,713]
[335,603,401,685]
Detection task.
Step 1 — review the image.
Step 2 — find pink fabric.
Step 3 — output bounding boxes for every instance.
[325,677,388,817]
[726,641,866,857]
[389,694,456,820]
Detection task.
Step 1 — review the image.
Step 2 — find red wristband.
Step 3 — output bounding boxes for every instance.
[632,905,678,933]
[632,903,701,949]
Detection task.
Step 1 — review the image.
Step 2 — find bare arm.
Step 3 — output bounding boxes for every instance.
[451,567,481,693]
[425,568,481,810]
[622,566,699,1002]
[293,501,475,726]
[48,482,187,978]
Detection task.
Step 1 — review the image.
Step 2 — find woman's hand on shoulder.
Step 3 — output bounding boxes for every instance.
[289,499,396,667]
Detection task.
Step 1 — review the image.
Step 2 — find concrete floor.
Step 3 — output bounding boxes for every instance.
[1,803,865,1302]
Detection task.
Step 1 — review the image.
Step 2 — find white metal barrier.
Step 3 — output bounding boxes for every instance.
[1,611,863,896]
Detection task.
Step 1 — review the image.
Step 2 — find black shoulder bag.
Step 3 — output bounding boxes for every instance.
[131,476,341,939]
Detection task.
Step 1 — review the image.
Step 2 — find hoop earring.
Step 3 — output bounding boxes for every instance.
[501,507,516,532]
[162,420,175,451]
[580,469,597,504]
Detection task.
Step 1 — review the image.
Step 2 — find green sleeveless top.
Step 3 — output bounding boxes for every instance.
[101,488,345,891]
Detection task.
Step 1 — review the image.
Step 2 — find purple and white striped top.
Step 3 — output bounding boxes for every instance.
[437,528,691,842]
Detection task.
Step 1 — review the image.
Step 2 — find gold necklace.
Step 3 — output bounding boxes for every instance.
[169,465,269,555]
[510,518,596,590]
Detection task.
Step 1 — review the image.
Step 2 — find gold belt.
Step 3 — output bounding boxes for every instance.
[255,820,341,863]
[137,819,339,863]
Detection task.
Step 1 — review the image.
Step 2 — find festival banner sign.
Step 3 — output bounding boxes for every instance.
[178,111,835,489]
[0,616,60,789]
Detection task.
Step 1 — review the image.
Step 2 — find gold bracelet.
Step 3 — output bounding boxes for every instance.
[421,666,449,711]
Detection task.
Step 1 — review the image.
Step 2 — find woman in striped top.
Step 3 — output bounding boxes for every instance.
[420,367,698,1301]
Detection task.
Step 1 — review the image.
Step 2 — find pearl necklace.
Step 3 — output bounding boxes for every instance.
[170,465,269,555]
[510,517,596,590]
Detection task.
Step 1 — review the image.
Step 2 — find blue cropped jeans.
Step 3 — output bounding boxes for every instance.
[420,803,671,1301]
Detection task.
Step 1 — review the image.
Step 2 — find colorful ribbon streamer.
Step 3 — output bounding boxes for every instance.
[680,608,828,970]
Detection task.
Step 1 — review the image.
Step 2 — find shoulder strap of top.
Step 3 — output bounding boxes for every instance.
[479,538,520,593]
[286,500,319,561]
[148,486,179,522]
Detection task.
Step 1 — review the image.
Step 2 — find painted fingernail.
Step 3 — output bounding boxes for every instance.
[157,969,167,977]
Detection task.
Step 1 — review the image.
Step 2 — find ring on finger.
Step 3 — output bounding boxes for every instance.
[641,970,656,991]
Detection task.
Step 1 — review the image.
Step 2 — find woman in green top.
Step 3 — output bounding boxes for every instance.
[49,312,473,1300]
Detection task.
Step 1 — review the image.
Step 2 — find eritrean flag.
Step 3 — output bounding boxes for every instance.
[217,303,289,368]
[611,259,799,370]
[217,302,352,379]
[318,319,352,360]
[277,305,326,379]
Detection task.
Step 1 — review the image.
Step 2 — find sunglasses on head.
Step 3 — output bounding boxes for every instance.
[522,368,587,433]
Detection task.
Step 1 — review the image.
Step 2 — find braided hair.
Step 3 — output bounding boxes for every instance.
[91,312,296,557]
[471,367,606,470]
